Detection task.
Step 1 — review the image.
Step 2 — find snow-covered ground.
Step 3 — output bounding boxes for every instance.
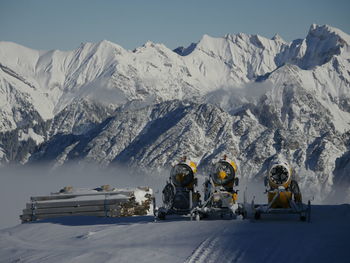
[0,205,349,263]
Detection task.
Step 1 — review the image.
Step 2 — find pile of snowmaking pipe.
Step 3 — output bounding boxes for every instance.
[20,185,153,223]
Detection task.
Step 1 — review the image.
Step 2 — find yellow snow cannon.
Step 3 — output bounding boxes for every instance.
[156,156,201,220]
[253,162,310,221]
[191,155,246,220]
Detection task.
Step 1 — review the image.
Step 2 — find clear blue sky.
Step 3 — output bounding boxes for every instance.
[0,0,349,51]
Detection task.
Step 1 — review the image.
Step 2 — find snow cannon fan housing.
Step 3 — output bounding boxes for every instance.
[170,160,197,189]
[268,162,292,189]
[212,158,238,187]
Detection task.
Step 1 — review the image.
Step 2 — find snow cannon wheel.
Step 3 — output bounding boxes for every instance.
[300,200,311,222]
[157,210,166,220]
[190,211,201,221]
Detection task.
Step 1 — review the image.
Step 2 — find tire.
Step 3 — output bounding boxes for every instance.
[157,212,166,220]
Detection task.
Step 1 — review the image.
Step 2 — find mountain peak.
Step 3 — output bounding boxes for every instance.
[308,24,350,45]
[97,39,114,46]
[198,34,216,46]
[309,23,319,31]
[143,40,155,47]
[271,33,285,42]
[96,40,124,51]
[298,24,350,69]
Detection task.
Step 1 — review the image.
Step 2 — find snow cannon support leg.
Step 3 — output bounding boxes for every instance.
[307,200,311,223]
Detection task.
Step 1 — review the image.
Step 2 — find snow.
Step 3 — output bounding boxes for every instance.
[133,187,152,203]
[19,128,44,144]
[0,148,5,160]
[0,205,349,263]
[30,187,152,203]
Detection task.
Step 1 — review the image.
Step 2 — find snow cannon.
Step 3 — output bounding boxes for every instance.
[266,162,301,208]
[253,162,310,221]
[191,155,246,220]
[211,156,238,190]
[156,157,201,220]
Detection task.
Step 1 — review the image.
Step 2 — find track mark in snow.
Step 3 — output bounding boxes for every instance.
[185,236,220,263]
[184,225,246,263]
[75,231,97,239]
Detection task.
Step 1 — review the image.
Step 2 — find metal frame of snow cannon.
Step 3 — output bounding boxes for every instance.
[155,157,201,220]
[253,162,311,222]
[191,156,246,221]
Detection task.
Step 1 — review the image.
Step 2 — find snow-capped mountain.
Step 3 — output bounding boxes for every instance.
[0,24,349,202]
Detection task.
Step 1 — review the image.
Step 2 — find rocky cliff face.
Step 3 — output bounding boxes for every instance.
[0,24,349,202]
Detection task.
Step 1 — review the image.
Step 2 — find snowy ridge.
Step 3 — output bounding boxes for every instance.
[1,23,348,131]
